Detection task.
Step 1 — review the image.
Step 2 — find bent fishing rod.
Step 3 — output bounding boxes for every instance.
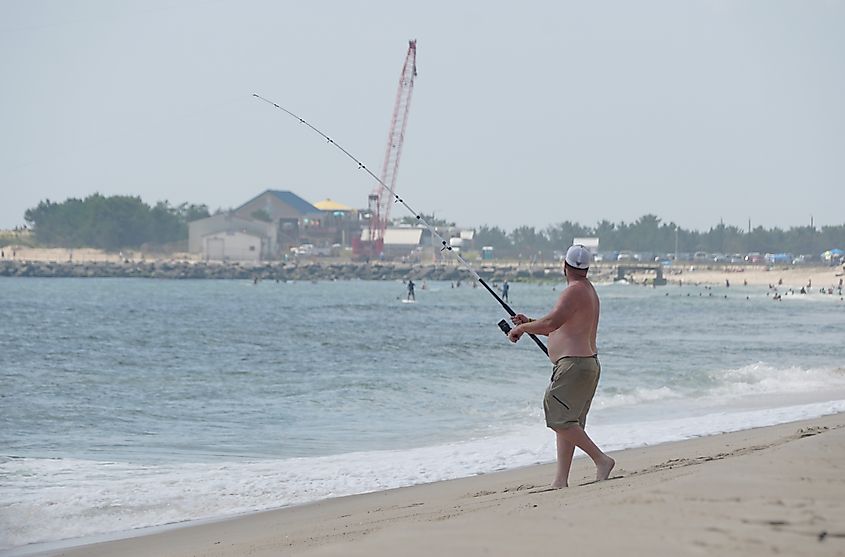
[253,93,548,357]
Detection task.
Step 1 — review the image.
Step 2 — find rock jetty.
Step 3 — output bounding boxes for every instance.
[0,260,565,282]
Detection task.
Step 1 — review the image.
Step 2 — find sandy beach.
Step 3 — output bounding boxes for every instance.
[30,412,844,557]
[0,247,153,264]
[655,265,844,291]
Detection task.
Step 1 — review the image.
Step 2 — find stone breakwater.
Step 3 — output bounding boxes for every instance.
[0,260,569,282]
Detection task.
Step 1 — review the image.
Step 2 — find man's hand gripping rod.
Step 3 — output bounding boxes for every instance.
[253,93,548,357]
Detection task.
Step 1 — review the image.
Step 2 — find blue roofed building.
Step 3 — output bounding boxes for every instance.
[233,190,322,222]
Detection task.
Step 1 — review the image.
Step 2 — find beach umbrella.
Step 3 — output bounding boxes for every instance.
[821,248,844,262]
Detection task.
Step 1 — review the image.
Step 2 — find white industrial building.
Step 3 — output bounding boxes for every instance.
[188,213,276,260]
[202,231,264,262]
[359,227,424,259]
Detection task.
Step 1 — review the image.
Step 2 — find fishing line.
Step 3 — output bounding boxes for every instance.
[253,93,548,357]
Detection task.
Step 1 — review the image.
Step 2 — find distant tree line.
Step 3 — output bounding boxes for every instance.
[24,194,210,250]
[475,214,845,259]
[21,197,845,258]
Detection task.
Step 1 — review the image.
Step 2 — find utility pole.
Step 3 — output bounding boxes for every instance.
[674,225,679,261]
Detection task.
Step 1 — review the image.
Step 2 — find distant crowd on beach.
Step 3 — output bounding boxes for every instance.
[768,276,844,301]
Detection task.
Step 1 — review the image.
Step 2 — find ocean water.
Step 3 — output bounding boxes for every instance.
[1,276,844,552]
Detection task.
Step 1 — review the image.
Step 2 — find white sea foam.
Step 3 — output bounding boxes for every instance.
[593,386,682,410]
[590,363,845,413]
[2,398,844,553]
[708,362,845,398]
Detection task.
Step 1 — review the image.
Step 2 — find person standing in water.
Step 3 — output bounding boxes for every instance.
[507,245,614,488]
[407,279,415,301]
[501,280,510,302]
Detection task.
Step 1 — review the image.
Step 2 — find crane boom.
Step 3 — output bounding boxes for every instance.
[364,40,417,257]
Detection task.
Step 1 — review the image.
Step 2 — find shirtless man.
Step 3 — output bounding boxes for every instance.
[507,245,614,488]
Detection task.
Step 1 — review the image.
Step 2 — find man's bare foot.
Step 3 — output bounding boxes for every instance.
[596,455,615,481]
[550,480,567,489]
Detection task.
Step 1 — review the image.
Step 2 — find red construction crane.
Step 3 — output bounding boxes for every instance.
[356,40,418,258]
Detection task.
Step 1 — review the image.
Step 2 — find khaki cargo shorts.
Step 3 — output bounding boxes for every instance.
[543,355,601,430]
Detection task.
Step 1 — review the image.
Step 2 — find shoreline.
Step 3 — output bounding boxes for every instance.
[19,412,845,557]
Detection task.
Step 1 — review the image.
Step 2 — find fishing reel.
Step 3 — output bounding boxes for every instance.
[497,319,512,336]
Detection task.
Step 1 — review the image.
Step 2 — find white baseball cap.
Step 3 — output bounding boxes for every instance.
[565,244,592,270]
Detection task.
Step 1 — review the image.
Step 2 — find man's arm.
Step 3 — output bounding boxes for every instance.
[508,289,574,340]
[509,314,549,337]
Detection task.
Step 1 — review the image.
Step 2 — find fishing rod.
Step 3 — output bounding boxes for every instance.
[253,93,548,357]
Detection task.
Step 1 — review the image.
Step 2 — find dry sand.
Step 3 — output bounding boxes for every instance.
[603,263,843,292]
[659,265,844,290]
[35,413,845,557]
[0,247,137,263]
[0,246,204,263]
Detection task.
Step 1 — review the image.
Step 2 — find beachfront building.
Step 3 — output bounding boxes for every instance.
[454,229,476,251]
[359,227,425,260]
[188,190,365,261]
[232,190,324,251]
[312,198,361,248]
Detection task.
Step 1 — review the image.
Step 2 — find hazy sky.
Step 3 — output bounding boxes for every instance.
[1,0,843,232]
